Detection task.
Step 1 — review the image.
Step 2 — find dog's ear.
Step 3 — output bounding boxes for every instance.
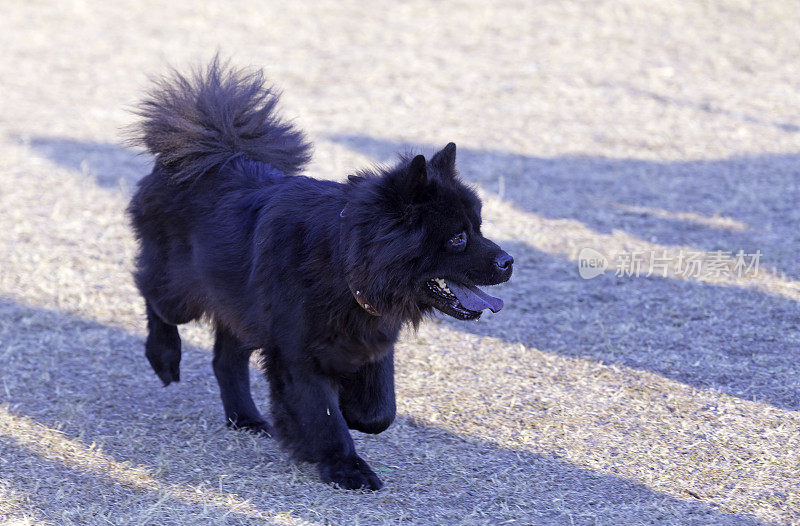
[404,154,428,198]
[430,142,457,175]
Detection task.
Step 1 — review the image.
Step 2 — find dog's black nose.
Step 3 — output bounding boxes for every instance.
[495,251,514,270]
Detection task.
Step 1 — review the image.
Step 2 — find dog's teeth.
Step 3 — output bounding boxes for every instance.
[432,278,452,295]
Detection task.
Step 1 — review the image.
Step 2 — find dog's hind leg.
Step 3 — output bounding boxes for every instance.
[212,325,272,436]
[145,300,182,386]
[339,351,396,434]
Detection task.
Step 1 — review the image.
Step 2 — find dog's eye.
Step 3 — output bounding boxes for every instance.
[448,232,467,250]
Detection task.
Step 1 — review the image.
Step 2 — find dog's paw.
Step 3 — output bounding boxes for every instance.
[318,455,383,491]
[145,346,180,386]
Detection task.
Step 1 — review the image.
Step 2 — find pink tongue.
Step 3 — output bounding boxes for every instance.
[445,280,504,313]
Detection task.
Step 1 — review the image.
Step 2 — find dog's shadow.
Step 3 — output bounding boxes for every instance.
[0,299,762,524]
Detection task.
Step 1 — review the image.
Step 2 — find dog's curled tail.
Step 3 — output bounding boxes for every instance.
[130,57,312,182]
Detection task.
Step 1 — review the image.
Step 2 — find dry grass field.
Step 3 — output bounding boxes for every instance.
[1,1,799,524]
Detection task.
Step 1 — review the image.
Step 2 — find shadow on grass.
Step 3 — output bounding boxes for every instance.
[25,133,800,278]
[0,299,764,524]
[23,135,800,411]
[25,136,148,190]
[444,239,800,410]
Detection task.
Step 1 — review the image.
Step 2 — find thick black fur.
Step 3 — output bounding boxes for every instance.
[128,59,513,490]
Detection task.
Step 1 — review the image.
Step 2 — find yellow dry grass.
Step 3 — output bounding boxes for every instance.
[1,1,800,524]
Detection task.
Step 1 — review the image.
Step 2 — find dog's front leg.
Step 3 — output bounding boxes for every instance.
[267,354,383,490]
[340,351,396,434]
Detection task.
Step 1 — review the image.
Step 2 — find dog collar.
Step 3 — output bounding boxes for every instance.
[340,203,382,316]
[347,282,382,316]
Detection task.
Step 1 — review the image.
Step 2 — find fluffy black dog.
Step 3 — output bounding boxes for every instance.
[128,59,513,490]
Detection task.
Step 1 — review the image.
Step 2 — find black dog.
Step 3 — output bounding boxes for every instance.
[128,59,513,490]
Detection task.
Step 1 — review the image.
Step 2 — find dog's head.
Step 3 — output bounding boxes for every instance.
[342,143,513,322]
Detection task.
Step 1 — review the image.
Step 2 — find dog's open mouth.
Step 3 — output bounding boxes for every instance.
[426,278,504,320]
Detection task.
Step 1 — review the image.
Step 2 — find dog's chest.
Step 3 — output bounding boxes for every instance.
[316,328,397,374]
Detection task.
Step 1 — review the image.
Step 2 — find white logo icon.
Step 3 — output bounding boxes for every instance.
[578,248,608,279]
